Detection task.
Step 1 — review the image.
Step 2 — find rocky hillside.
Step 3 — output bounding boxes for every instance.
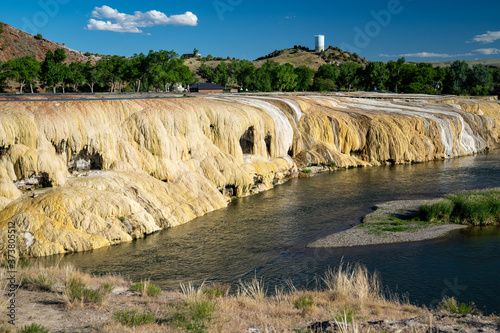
[0,22,91,63]
[0,94,499,258]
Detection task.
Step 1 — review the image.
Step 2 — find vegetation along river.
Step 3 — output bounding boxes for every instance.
[40,149,500,314]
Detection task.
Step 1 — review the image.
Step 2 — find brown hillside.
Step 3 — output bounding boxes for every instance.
[186,47,369,74]
[0,22,91,63]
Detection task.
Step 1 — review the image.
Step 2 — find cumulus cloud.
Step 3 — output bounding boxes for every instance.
[86,5,198,33]
[469,31,500,44]
[473,48,500,55]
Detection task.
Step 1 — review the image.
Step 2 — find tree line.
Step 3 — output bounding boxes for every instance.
[198,57,500,96]
[0,49,193,94]
[0,48,499,96]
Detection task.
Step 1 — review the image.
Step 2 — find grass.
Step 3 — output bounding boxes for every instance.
[333,306,358,323]
[20,272,56,292]
[17,323,50,333]
[301,168,312,174]
[238,275,267,301]
[172,300,217,333]
[440,296,479,315]
[130,279,162,297]
[419,188,500,225]
[113,310,157,327]
[63,277,112,305]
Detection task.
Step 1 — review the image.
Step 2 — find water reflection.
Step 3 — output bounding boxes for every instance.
[40,150,500,313]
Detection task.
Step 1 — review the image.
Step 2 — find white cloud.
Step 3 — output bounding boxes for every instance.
[469,31,500,44]
[473,48,500,55]
[380,52,473,58]
[86,5,198,33]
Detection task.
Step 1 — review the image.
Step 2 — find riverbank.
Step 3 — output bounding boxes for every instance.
[308,199,468,248]
[2,262,498,332]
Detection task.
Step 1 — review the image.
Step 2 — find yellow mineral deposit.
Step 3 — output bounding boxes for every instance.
[0,95,499,257]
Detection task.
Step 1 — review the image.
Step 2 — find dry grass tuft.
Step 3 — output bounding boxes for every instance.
[238,275,267,301]
[180,280,206,303]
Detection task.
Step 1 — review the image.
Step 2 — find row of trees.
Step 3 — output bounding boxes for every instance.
[0,49,194,93]
[1,49,499,96]
[198,58,500,95]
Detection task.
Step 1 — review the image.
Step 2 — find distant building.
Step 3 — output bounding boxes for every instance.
[181,53,202,59]
[315,35,325,52]
[190,83,224,93]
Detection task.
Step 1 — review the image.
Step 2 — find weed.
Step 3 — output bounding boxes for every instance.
[100,282,114,294]
[180,280,206,302]
[419,199,454,221]
[440,296,479,315]
[114,310,157,327]
[301,169,312,174]
[173,300,216,333]
[118,216,125,222]
[17,323,50,333]
[329,161,338,168]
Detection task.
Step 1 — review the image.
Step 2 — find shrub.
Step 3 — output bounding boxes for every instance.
[114,310,156,327]
[293,295,314,310]
[35,33,43,40]
[301,169,312,174]
[17,323,50,333]
[173,300,216,333]
[440,296,479,315]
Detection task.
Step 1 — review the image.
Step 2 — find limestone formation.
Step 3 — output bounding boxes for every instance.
[1,95,499,257]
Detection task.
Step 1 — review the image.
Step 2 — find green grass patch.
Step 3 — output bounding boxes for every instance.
[114,310,157,327]
[420,188,500,225]
[333,306,358,323]
[203,283,230,299]
[293,295,314,313]
[130,280,162,297]
[17,323,50,333]
[301,169,312,174]
[440,296,479,315]
[65,277,110,304]
[173,300,217,333]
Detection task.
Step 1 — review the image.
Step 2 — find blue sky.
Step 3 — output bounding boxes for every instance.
[1,0,500,62]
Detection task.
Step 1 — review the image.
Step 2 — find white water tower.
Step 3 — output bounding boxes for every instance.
[315,35,325,52]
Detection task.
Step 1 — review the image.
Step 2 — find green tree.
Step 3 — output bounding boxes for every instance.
[313,64,339,92]
[387,57,405,93]
[444,60,470,95]
[4,56,40,93]
[252,61,276,92]
[294,66,315,91]
[214,61,231,88]
[233,60,256,89]
[338,62,360,92]
[68,62,85,92]
[468,64,492,94]
[272,63,297,92]
[83,61,101,93]
[41,49,67,93]
[197,63,216,83]
[363,62,389,91]
[127,53,148,92]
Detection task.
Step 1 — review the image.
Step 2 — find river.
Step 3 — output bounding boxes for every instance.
[40,150,500,314]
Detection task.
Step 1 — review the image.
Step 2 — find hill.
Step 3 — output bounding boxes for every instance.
[185,46,369,74]
[0,22,92,63]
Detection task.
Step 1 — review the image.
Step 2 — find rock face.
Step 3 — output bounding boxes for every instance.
[0,94,500,257]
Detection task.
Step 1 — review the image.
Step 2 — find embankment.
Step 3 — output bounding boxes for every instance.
[1,94,499,257]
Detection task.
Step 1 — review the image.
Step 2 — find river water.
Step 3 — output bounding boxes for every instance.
[41,150,500,314]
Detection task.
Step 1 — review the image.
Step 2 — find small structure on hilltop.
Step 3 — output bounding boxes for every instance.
[190,83,224,93]
[315,35,325,52]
